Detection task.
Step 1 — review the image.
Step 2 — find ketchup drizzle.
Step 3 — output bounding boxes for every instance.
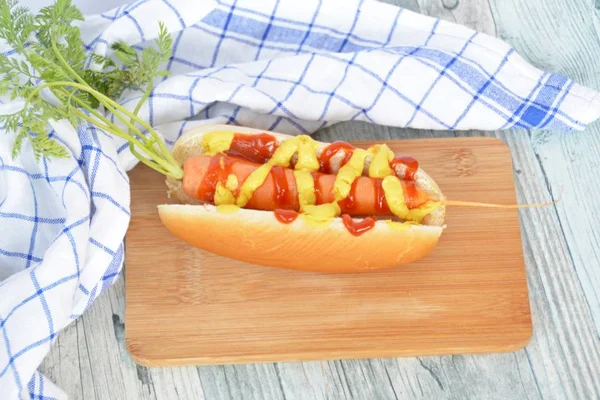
[274,209,298,224]
[403,180,419,208]
[196,156,237,202]
[341,214,375,236]
[271,166,291,208]
[227,132,278,163]
[312,172,326,205]
[318,141,355,173]
[197,134,426,235]
[374,178,391,214]
[390,155,419,180]
[338,179,358,213]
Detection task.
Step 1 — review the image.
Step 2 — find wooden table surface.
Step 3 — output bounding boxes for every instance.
[39,0,600,399]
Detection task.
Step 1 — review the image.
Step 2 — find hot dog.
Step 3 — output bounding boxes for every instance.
[157,124,446,273]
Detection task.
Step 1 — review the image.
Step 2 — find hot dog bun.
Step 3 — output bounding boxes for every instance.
[158,124,446,273]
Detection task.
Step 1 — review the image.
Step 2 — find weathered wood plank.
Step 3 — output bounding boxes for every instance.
[38,0,600,399]
[486,1,600,398]
[489,0,600,350]
[416,0,496,35]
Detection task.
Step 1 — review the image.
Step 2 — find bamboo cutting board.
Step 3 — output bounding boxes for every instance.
[124,136,532,367]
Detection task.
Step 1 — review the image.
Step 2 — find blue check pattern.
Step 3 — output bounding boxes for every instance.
[1,0,599,397]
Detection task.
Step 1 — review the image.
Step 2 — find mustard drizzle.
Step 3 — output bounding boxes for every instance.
[202,131,441,227]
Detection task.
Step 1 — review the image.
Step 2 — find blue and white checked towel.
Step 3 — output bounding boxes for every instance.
[1,0,599,397]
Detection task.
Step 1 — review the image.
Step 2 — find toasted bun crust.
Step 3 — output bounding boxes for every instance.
[158,204,443,273]
[158,124,446,273]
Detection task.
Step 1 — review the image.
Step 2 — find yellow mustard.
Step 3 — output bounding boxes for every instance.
[333,148,367,201]
[270,137,299,167]
[382,176,441,223]
[385,220,412,231]
[299,203,341,227]
[201,130,234,155]
[216,204,240,213]
[408,201,442,222]
[214,182,235,206]
[367,144,394,178]
[381,176,406,214]
[236,163,272,207]
[269,134,320,171]
[293,170,316,209]
[295,135,320,171]
[225,174,238,192]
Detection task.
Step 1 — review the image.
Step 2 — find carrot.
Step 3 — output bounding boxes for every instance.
[182,154,429,214]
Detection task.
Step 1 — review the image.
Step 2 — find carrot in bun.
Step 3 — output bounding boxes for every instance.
[157,124,446,273]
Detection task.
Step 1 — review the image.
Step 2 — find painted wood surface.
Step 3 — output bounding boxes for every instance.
[39,0,600,398]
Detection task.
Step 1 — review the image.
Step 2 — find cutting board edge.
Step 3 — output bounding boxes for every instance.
[124,327,533,368]
[349,135,510,146]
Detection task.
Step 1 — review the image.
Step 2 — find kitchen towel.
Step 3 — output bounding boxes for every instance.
[1,0,599,398]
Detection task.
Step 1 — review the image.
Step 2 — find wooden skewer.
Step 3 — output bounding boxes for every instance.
[442,199,559,209]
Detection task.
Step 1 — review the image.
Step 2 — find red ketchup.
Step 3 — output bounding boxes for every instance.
[228,132,278,163]
[373,178,391,213]
[403,180,419,208]
[338,179,358,213]
[311,172,327,205]
[196,156,237,202]
[274,209,299,224]
[390,155,419,180]
[270,166,291,208]
[341,214,375,236]
[318,141,355,173]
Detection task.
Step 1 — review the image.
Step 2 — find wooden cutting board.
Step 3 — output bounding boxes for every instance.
[124,136,532,367]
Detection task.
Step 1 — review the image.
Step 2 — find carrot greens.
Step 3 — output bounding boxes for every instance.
[0,0,183,179]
